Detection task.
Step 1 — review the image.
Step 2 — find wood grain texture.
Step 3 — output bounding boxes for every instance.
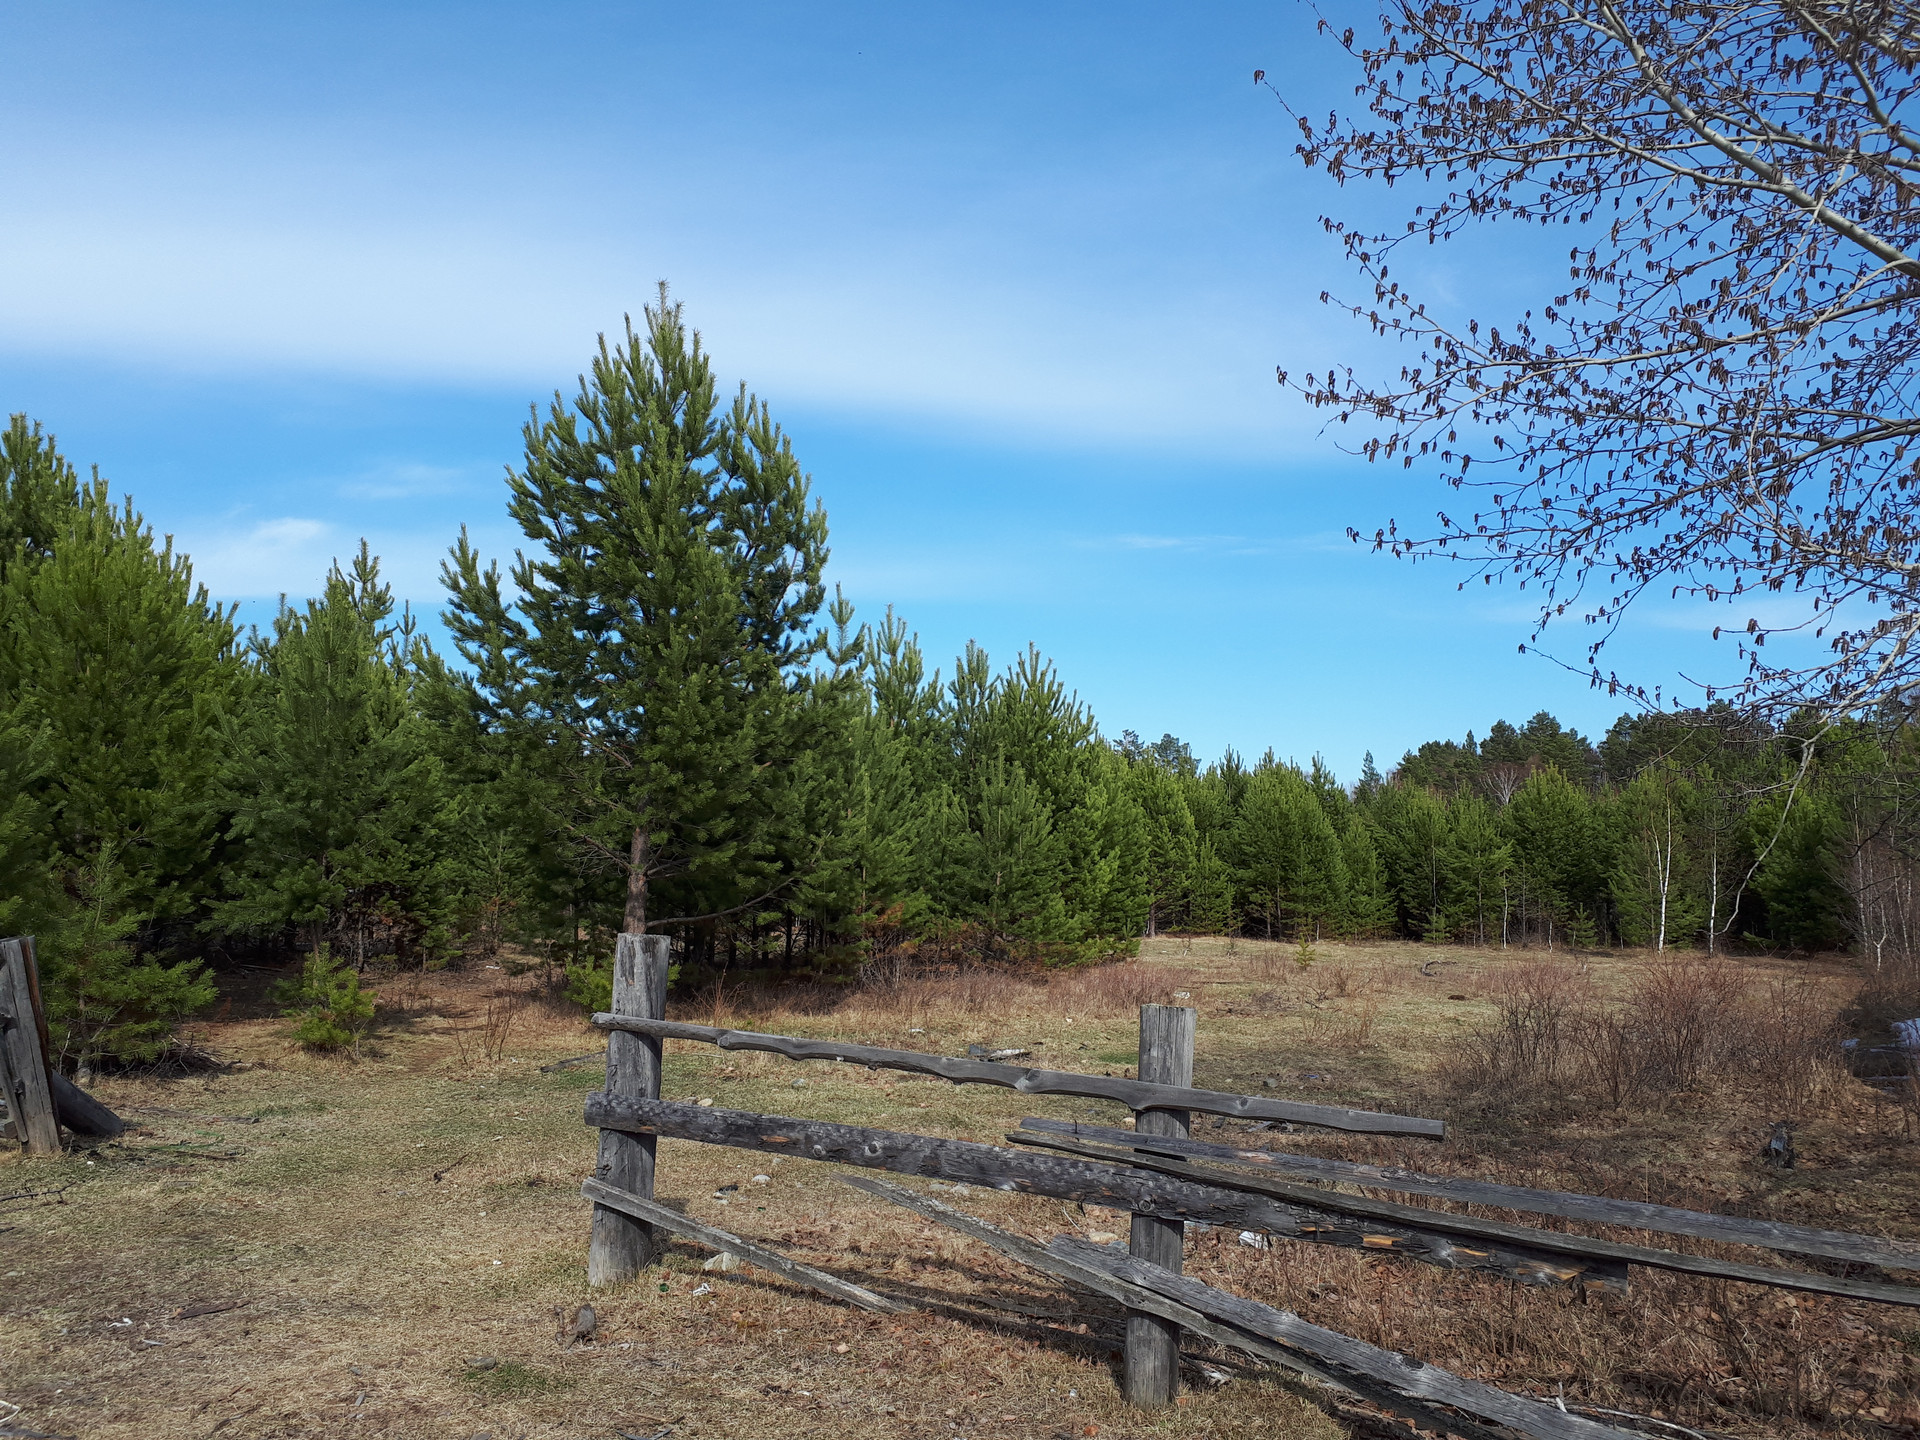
[581,1177,907,1313]
[1021,1117,1920,1271]
[585,1096,1624,1289]
[588,1012,1443,1136]
[0,937,60,1155]
[1126,1004,1193,1407]
[835,1173,1513,1440]
[1054,1238,1632,1440]
[588,934,670,1287]
[1014,1131,1919,1308]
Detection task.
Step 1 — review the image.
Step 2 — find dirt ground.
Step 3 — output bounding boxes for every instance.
[3,938,1917,1440]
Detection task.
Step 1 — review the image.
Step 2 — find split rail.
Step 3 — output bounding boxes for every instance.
[578,934,1920,1438]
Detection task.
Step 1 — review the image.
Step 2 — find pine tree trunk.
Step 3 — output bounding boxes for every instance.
[624,821,649,934]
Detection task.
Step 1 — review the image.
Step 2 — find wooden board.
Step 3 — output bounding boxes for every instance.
[1021,1117,1920,1271]
[1012,1130,1920,1309]
[1054,1237,1632,1440]
[50,1072,125,1138]
[0,937,59,1155]
[581,1177,907,1313]
[589,1013,1443,1136]
[838,1174,1613,1440]
[586,1095,1622,1290]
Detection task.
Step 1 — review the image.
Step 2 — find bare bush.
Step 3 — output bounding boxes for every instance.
[1050,962,1200,1016]
[1453,953,1861,1115]
[1628,958,1746,1095]
[1728,975,1849,1112]
[1446,961,1585,1091]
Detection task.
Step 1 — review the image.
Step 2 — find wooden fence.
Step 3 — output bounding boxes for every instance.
[0,935,127,1151]
[0,936,59,1154]
[579,934,1920,1439]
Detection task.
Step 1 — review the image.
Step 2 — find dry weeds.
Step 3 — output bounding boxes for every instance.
[2,938,1916,1440]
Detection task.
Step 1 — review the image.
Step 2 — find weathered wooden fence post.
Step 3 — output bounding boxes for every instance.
[588,932,671,1287]
[1124,1001,1195,1406]
[0,937,61,1156]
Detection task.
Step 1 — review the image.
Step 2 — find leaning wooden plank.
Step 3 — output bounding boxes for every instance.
[1021,1118,1920,1272]
[580,1177,907,1314]
[834,1173,1510,1440]
[586,1096,1619,1289]
[588,1014,1443,1137]
[50,1073,125,1139]
[0,938,60,1155]
[1056,1238,1633,1440]
[1013,1131,1920,1310]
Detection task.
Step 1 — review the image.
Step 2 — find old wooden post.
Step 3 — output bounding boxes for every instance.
[0,937,61,1155]
[1125,1001,1195,1406]
[588,932,671,1287]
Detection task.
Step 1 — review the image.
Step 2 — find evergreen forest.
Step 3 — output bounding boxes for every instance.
[7,297,1918,1068]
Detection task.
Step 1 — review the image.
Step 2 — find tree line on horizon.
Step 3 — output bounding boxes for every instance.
[4,296,1916,1067]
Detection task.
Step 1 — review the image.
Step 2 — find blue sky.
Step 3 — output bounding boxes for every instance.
[1,2,1743,776]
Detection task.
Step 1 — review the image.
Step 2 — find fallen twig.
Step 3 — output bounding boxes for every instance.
[434,1154,472,1182]
[540,1050,606,1072]
[0,1185,72,1207]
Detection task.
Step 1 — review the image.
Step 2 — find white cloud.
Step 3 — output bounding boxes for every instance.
[0,117,1343,460]
[179,517,336,599]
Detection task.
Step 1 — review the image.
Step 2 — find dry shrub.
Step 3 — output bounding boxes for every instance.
[1246,951,1292,985]
[1449,955,1857,1115]
[1444,960,1585,1091]
[1627,956,1744,1091]
[482,988,521,1061]
[1729,974,1850,1110]
[1339,993,1382,1048]
[1050,962,1201,1016]
[860,966,1040,1026]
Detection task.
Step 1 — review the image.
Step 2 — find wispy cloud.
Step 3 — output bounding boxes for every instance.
[337,462,483,501]
[1073,529,1353,557]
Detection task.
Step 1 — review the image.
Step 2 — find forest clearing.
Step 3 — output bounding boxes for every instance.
[16,5,1920,1440]
[3,938,1915,1440]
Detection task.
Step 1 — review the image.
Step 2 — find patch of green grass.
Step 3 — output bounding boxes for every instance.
[1095,1049,1137,1065]
[461,1359,573,1398]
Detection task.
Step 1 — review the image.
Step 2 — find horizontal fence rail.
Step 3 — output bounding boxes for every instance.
[584,1094,1619,1289]
[1009,1130,1920,1309]
[1021,1118,1920,1271]
[589,1013,1444,1137]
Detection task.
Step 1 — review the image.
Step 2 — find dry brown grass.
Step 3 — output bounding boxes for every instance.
[2,939,1917,1440]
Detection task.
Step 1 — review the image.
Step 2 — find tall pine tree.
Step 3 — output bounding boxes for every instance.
[442,291,828,942]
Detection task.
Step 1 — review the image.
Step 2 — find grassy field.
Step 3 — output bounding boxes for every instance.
[3,938,1917,1440]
